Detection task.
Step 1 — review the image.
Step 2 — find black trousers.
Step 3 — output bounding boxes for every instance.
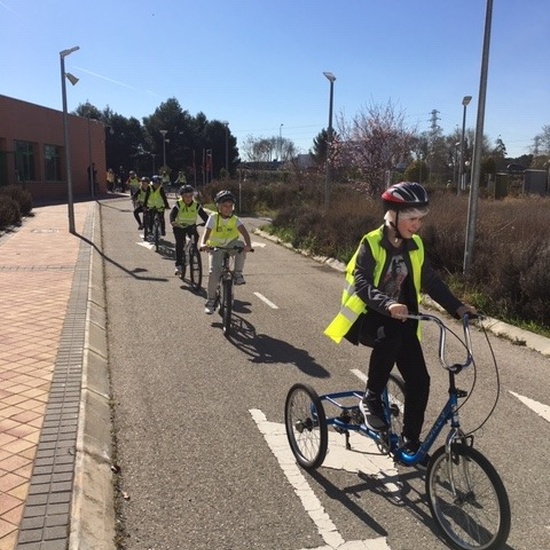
[366,317,430,442]
[173,226,199,266]
[133,204,144,226]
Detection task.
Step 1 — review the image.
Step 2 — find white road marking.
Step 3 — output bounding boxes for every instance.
[137,241,154,250]
[250,409,392,550]
[509,391,550,422]
[254,292,279,309]
[251,241,266,248]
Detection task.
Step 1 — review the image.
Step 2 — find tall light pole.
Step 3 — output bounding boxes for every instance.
[224,122,229,171]
[160,130,168,170]
[323,71,336,209]
[464,0,493,276]
[279,123,283,162]
[60,46,80,234]
[457,95,472,196]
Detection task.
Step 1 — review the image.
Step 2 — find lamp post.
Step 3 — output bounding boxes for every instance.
[60,45,80,234]
[224,122,229,171]
[323,71,336,208]
[464,0,493,276]
[457,95,472,195]
[160,130,168,170]
[279,123,283,162]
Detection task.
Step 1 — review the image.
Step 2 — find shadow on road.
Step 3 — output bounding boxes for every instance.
[219,313,331,378]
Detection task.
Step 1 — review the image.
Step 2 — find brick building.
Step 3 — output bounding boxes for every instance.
[0,94,106,202]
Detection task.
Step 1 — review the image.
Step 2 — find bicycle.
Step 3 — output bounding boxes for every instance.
[144,208,164,252]
[211,245,252,335]
[284,313,511,550]
[176,223,204,290]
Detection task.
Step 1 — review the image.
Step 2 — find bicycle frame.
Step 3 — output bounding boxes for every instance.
[322,314,475,467]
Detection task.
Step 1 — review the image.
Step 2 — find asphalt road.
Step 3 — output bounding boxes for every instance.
[99,195,550,550]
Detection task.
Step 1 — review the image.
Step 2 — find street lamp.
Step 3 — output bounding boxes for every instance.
[279,123,283,162]
[223,122,229,171]
[60,45,80,234]
[323,71,336,208]
[457,95,472,195]
[464,0,493,276]
[160,130,168,170]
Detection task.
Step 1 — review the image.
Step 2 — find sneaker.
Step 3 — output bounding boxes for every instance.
[204,300,216,315]
[401,437,431,469]
[138,223,144,230]
[233,273,246,285]
[175,265,183,276]
[359,391,389,432]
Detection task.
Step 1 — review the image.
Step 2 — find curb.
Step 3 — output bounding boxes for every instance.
[70,202,116,549]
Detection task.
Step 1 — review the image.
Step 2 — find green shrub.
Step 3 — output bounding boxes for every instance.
[0,196,22,229]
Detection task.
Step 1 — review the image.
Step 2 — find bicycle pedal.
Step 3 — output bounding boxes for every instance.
[456,389,468,398]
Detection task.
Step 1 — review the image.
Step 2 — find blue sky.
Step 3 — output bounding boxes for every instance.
[1,0,548,158]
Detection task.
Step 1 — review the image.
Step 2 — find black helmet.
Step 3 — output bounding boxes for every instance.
[151,175,162,185]
[381,182,429,210]
[214,189,236,204]
[179,185,195,195]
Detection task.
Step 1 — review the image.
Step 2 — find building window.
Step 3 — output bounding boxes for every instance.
[14,140,36,182]
[44,144,62,182]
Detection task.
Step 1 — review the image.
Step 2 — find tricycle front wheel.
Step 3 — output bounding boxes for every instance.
[285,383,328,470]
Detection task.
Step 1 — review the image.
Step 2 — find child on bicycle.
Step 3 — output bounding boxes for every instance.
[200,189,252,315]
[324,182,476,459]
[143,175,170,238]
[132,176,150,230]
[170,185,209,276]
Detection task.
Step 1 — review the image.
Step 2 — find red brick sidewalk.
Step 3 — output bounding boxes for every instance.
[0,202,93,550]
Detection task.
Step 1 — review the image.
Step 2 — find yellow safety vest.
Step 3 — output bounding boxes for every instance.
[174,199,199,227]
[135,187,148,204]
[206,213,239,247]
[324,226,424,344]
[128,177,140,190]
[147,185,165,209]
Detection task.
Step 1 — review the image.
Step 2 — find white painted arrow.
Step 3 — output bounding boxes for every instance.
[250,408,392,550]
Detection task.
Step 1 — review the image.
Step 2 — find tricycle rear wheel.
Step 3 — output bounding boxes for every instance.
[285,383,328,470]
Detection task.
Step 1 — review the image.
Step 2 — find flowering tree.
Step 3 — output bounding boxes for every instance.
[331,101,416,196]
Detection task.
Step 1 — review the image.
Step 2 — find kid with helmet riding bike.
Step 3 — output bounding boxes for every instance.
[170,185,209,276]
[324,182,476,461]
[143,175,170,238]
[200,189,253,315]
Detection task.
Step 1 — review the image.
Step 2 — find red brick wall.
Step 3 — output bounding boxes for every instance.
[0,94,107,202]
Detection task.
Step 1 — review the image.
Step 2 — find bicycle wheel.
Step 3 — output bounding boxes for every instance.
[285,383,328,470]
[221,277,232,335]
[426,443,511,550]
[189,244,203,290]
[385,374,405,438]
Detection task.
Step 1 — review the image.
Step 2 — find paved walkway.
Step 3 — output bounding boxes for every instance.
[0,200,113,550]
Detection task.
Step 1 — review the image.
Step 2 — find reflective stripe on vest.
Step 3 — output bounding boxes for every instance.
[207,214,239,247]
[324,227,424,344]
[175,199,199,226]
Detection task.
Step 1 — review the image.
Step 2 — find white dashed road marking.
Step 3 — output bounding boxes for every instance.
[509,391,550,422]
[254,292,279,309]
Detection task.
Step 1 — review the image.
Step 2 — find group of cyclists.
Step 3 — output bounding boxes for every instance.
[128,173,253,315]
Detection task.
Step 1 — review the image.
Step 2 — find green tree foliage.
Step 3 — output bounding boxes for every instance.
[73,97,239,181]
